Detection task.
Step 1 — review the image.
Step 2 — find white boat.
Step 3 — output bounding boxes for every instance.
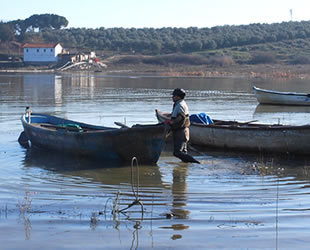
[253,86,310,106]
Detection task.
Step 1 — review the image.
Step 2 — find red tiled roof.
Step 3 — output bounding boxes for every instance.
[23,43,60,48]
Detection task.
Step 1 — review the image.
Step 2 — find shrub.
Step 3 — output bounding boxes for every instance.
[142,54,209,65]
[249,52,276,64]
[290,55,310,64]
[114,53,235,66]
[208,55,234,66]
[116,56,142,64]
[142,56,166,65]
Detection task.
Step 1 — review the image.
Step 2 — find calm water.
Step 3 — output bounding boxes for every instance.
[1,72,310,249]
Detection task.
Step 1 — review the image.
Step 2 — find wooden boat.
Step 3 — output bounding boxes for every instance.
[156,109,310,155]
[253,86,310,106]
[20,111,167,164]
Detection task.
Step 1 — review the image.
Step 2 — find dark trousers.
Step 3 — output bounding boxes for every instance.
[173,128,189,160]
[172,128,200,163]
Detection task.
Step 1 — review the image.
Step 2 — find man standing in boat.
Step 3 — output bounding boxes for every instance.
[164,88,200,164]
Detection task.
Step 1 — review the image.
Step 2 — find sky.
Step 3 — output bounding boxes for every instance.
[1,0,310,29]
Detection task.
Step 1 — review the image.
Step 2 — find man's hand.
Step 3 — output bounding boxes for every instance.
[164,120,171,125]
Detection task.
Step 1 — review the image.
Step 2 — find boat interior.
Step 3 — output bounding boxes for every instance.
[24,113,115,132]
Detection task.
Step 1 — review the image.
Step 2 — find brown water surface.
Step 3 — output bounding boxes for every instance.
[1,73,310,249]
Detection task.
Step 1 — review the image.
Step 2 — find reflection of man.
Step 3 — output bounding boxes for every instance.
[171,165,190,219]
[165,88,200,164]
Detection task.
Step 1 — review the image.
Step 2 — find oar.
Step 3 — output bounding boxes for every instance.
[176,152,200,164]
[213,119,258,126]
[114,122,130,128]
[239,119,258,125]
[40,124,82,132]
[187,144,207,156]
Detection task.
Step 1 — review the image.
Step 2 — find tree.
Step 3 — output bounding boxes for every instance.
[0,22,14,42]
[8,14,68,41]
[9,19,27,38]
[25,14,68,31]
[149,40,161,54]
[181,40,202,53]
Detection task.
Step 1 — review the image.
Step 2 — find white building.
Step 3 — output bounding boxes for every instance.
[23,43,63,63]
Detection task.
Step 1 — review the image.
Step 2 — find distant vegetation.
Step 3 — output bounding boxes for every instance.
[1,14,68,41]
[1,14,310,65]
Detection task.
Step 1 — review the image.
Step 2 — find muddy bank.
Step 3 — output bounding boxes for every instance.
[1,62,310,79]
[105,63,310,79]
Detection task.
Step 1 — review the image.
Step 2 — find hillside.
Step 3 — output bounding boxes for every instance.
[2,19,310,78]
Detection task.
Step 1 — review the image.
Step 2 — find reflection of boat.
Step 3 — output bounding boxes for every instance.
[156,109,310,155]
[254,104,310,114]
[23,148,164,187]
[253,86,310,106]
[20,111,167,164]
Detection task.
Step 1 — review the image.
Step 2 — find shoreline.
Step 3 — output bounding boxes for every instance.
[1,63,310,79]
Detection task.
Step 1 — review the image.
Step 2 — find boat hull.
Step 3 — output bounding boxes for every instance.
[156,109,310,155]
[189,123,310,154]
[253,86,310,106]
[22,113,167,164]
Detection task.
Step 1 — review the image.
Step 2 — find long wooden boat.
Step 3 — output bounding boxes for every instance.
[156,109,310,155]
[253,86,310,106]
[20,111,167,164]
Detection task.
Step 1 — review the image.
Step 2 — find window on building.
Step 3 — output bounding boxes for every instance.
[37,49,39,52]
[44,49,46,52]
[26,49,28,52]
[51,49,53,52]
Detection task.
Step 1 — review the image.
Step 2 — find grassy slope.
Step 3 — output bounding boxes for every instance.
[196,38,310,64]
[2,38,310,78]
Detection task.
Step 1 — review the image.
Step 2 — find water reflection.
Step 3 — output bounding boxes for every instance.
[254,104,310,114]
[171,164,190,219]
[253,104,310,125]
[23,148,164,187]
[130,221,141,250]
[17,190,32,240]
[186,147,310,180]
[23,74,62,105]
[0,73,254,108]
[3,73,310,248]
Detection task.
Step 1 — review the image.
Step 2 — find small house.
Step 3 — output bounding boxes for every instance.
[23,43,63,63]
